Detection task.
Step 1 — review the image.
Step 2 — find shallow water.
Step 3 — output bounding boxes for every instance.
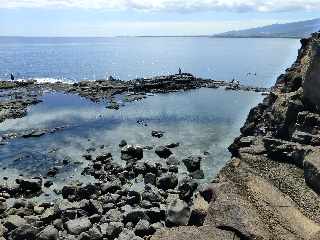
[0,88,263,190]
[0,37,300,87]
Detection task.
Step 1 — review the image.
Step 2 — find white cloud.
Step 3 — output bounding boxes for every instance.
[1,0,320,12]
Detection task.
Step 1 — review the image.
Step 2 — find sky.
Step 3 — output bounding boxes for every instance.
[0,0,319,37]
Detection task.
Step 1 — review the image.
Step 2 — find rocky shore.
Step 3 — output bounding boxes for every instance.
[151,32,320,240]
[0,73,269,125]
[1,33,317,240]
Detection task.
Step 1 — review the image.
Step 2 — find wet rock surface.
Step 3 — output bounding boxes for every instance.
[149,33,320,239]
[0,128,207,239]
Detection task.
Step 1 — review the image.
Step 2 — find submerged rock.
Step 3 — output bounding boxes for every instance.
[119,139,128,148]
[152,130,165,138]
[155,146,172,159]
[182,155,202,172]
[121,145,143,161]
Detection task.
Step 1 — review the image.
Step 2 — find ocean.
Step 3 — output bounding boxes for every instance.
[0,37,301,199]
[0,37,299,87]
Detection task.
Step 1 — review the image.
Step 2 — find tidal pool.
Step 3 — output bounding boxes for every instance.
[0,88,263,199]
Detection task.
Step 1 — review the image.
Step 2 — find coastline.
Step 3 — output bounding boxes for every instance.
[0,32,319,239]
[151,32,320,239]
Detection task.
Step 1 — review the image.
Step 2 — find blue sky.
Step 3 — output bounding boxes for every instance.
[0,0,319,36]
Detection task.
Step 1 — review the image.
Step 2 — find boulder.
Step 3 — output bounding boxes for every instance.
[155,146,172,159]
[119,140,127,148]
[80,199,103,216]
[47,167,59,177]
[0,202,7,214]
[166,156,180,166]
[127,190,141,205]
[37,225,59,240]
[304,149,320,194]
[9,225,39,240]
[123,206,149,224]
[182,155,202,172]
[16,177,42,194]
[189,195,209,226]
[189,169,205,179]
[96,153,112,162]
[142,184,163,203]
[198,184,217,203]
[178,176,198,201]
[105,209,123,222]
[134,219,154,237]
[144,173,156,185]
[100,222,123,238]
[0,224,7,237]
[157,173,178,191]
[4,215,27,231]
[118,229,143,240]
[121,145,143,161]
[65,217,92,235]
[79,226,103,240]
[165,199,191,227]
[41,207,57,222]
[101,180,122,194]
[145,207,166,223]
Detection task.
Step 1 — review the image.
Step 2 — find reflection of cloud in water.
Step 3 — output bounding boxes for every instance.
[0,89,263,185]
[0,108,104,131]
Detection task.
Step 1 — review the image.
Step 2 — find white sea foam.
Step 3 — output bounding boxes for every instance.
[15,77,76,84]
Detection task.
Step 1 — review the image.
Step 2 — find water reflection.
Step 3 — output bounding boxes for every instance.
[0,88,263,186]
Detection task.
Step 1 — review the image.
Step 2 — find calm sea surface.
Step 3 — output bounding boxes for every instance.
[0,37,299,87]
[0,37,301,199]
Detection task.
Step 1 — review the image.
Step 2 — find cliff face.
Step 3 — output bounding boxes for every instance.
[152,32,320,240]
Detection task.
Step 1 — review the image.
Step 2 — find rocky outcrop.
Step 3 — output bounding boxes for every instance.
[151,32,320,240]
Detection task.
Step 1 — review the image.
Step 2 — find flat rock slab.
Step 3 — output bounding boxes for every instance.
[151,226,236,240]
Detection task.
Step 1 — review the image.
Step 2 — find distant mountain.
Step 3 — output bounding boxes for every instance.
[214,18,320,38]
